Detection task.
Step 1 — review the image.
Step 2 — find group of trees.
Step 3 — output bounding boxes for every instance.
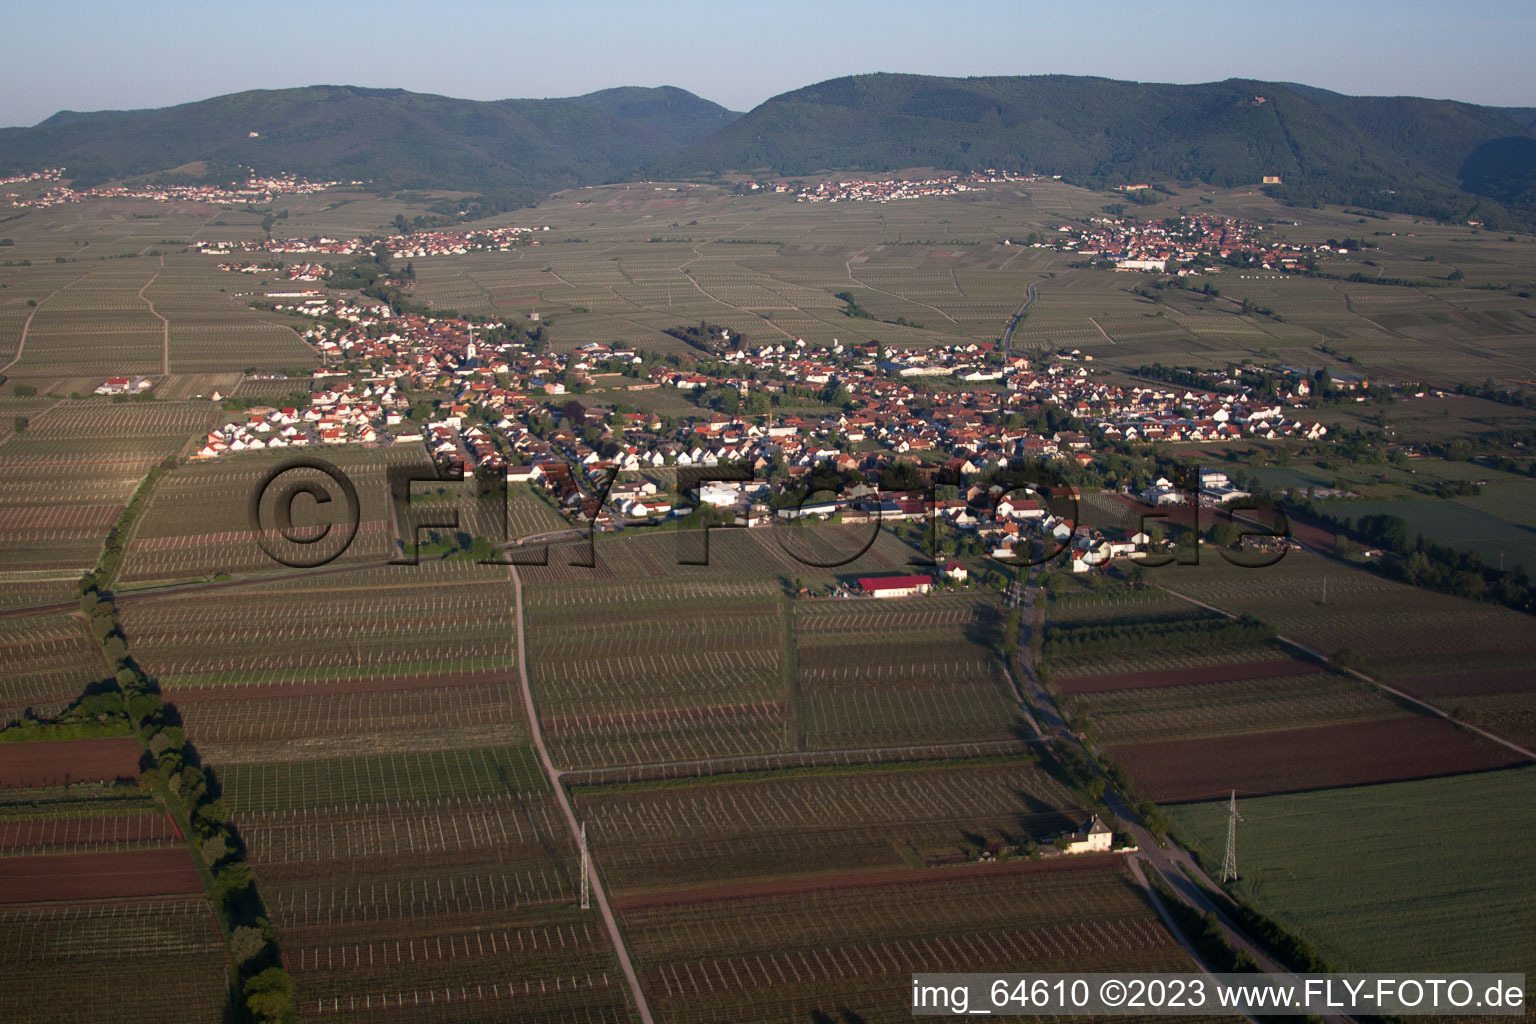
[73,582,298,1022]
[1346,511,1531,609]
[834,291,876,321]
[1043,613,1275,660]
[1247,473,1536,614]
[70,482,298,1024]
[78,458,173,593]
[662,321,740,356]
[323,249,427,317]
[0,676,132,743]
[1152,882,1261,975]
[1455,377,1536,411]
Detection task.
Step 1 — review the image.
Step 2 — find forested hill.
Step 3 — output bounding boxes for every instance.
[662,74,1536,226]
[0,84,740,208]
[3,74,1534,227]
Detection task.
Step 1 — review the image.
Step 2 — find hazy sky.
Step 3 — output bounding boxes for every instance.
[3,0,1532,127]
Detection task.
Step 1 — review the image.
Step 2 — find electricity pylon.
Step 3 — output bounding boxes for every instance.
[1221,790,1243,883]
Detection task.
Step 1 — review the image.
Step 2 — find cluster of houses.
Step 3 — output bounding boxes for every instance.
[193,383,403,457]
[737,170,1032,203]
[184,282,1331,530]
[420,417,506,476]
[795,172,1025,204]
[0,168,64,204]
[9,173,342,210]
[198,224,547,259]
[0,168,62,187]
[218,261,331,282]
[1040,212,1334,273]
[185,276,1332,557]
[172,215,1336,577]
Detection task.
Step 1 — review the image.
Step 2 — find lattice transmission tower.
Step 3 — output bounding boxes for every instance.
[1221,790,1243,883]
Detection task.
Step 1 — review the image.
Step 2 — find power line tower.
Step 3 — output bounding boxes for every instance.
[579,821,591,910]
[1221,790,1243,883]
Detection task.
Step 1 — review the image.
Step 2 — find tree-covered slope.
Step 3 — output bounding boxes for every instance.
[2,75,1532,226]
[569,85,740,147]
[0,84,738,203]
[665,74,1536,224]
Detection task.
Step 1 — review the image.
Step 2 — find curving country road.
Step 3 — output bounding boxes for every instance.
[1001,281,1039,361]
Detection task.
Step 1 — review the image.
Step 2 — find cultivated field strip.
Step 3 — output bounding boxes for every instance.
[524,578,790,768]
[621,864,1198,1023]
[0,812,178,857]
[172,682,527,747]
[794,591,1024,750]
[121,577,515,688]
[216,746,546,815]
[577,762,1080,888]
[517,524,914,584]
[0,896,218,957]
[0,612,103,723]
[19,402,210,440]
[545,717,790,774]
[292,919,601,973]
[644,917,1171,996]
[562,740,1030,786]
[155,372,241,400]
[291,912,632,1023]
[804,675,1022,748]
[1049,641,1298,680]
[525,577,780,609]
[795,594,999,633]
[265,867,574,928]
[0,896,230,1024]
[530,648,779,706]
[1071,672,1406,743]
[241,795,568,865]
[117,448,426,581]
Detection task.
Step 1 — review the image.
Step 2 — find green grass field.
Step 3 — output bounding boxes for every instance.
[1167,767,1536,974]
[1321,496,1536,570]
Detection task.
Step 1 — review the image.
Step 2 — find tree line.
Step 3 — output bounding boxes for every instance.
[69,581,299,1022]
[1043,613,1275,660]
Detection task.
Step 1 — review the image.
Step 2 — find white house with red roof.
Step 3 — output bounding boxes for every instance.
[858,574,934,598]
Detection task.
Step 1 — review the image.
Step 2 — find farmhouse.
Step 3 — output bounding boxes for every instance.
[858,574,934,598]
[1057,815,1114,855]
[94,376,153,395]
